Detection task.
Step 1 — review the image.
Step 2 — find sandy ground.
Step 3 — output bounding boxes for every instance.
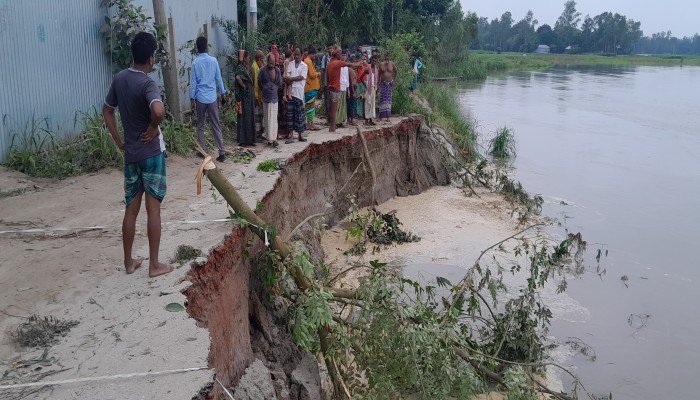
[0,118,404,400]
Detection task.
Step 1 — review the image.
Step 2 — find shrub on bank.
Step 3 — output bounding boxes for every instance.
[417,83,479,161]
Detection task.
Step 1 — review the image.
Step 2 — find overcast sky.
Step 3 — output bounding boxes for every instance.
[460,0,699,37]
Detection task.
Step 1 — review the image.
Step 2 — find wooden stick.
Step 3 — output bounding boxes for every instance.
[356,127,377,206]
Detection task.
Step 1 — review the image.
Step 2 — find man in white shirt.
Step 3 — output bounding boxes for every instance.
[284,47,308,143]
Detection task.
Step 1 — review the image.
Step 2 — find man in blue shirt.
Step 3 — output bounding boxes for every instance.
[189,36,228,162]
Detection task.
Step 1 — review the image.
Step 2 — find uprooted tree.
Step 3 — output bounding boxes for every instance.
[195,125,605,399]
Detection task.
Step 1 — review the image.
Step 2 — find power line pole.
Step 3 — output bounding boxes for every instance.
[247,0,258,31]
[152,0,181,122]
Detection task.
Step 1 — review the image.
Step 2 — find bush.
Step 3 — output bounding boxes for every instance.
[161,120,196,156]
[489,126,516,158]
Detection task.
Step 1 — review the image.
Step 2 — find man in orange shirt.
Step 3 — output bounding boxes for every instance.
[325,47,360,132]
[303,47,321,130]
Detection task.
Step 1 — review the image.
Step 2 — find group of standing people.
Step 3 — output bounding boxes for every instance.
[230,43,399,145]
[322,46,399,131]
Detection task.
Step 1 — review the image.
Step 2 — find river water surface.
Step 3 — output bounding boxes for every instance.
[457,66,700,399]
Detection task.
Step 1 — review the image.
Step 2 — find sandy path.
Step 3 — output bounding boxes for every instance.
[0,118,404,399]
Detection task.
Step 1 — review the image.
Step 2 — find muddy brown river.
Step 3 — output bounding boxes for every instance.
[454,66,700,399]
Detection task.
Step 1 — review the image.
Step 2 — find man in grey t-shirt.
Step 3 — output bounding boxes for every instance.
[103,32,173,278]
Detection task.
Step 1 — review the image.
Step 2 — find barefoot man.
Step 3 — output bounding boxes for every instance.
[103,32,173,278]
[378,52,397,124]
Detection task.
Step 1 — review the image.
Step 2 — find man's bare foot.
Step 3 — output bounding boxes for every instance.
[125,258,143,274]
[149,262,174,278]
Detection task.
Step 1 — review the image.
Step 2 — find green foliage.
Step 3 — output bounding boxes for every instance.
[472,3,678,55]
[211,16,268,57]
[504,366,538,400]
[257,159,281,172]
[496,175,543,215]
[160,120,196,156]
[418,83,479,160]
[99,0,168,71]
[365,210,420,245]
[489,126,516,158]
[351,263,483,399]
[4,110,123,179]
[258,203,589,398]
[230,148,256,164]
[291,285,334,352]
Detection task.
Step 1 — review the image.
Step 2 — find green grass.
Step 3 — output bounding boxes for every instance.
[416,83,479,161]
[432,52,551,80]
[527,52,700,67]
[489,126,516,158]
[160,120,196,156]
[4,109,123,178]
[432,52,700,80]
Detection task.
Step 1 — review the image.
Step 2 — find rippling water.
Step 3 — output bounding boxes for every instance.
[457,65,700,399]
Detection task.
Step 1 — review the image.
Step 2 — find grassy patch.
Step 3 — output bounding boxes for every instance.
[161,120,196,156]
[416,83,479,161]
[4,109,123,179]
[432,52,700,80]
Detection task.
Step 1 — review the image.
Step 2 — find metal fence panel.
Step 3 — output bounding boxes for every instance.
[0,0,236,162]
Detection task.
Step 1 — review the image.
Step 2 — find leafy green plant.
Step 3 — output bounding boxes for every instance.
[160,120,196,156]
[99,0,168,72]
[257,159,281,172]
[489,126,517,158]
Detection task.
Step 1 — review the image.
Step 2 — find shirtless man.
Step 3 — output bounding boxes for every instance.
[378,52,397,124]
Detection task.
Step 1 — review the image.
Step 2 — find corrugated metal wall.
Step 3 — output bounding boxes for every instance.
[0,0,112,162]
[0,0,236,162]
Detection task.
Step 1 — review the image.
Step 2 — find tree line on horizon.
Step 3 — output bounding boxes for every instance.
[233,0,698,60]
[472,0,700,55]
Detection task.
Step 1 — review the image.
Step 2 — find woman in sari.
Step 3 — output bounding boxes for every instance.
[234,50,256,147]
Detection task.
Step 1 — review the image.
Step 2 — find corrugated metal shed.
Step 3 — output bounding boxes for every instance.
[0,0,236,162]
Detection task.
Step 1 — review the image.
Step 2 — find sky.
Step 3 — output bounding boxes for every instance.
[460,0,700,37]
